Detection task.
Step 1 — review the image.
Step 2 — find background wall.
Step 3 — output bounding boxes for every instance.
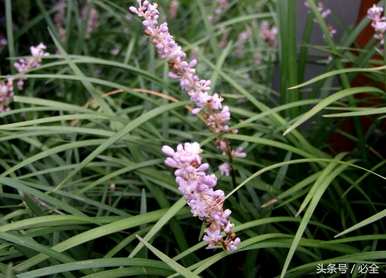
[273,0,362,92]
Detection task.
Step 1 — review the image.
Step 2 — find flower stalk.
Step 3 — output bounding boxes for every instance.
[130,0,243,250]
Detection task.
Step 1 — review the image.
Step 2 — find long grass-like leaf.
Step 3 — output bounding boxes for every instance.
[283,87,383,135]
[136,236,200,278]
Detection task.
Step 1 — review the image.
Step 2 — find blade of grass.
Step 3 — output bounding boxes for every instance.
[289,65,386,90]
[17,258,169,278]
[0,232,74,267]
[136,236,200,278]
[277,0,299,116]
[335,209,386,238]
[129,198,186,258]
[5,0,15,71]
[283,87,383,135]
[324,107,386,117]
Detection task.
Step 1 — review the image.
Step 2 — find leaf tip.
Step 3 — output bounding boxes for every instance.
[283,129,291,136]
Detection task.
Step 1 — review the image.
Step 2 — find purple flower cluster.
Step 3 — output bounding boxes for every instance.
[14,43,49,89]
[209,0,229,22]
[317,2,331,18]
[231,147,247,159]
[129,0,232,134]
[216,139,246,158]
[162,143,240,251]
[54,0,66,41]
[81,4,99,39]
[367,5,386,45]
[0,79,14,112]
[260,21,278,47]
[54,1,98,41]
[305,1,336,37]
[235,27,252,57]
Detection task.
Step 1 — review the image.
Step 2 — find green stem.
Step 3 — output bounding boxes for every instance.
[277,0,299,117]
[5,0,15,72]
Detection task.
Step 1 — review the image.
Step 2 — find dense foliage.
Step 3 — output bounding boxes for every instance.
[0,0,385,277]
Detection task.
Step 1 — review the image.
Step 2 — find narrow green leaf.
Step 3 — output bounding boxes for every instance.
[324,107,386,118]
[0,232,74,267]
[129,198,186,258]
[289,66,386,90]
[17,258,168,278]
[283,87,383,135]
[335,209,386,238]
[136,236,199,278]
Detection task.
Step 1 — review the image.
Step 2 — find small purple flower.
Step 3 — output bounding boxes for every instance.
[328,25,337,38]
[162,142,240,251]
[235,27,252,57]
[203,228,223,248]
[367,5,386,45]
[209,0,229,22]
[0,78,14,112]
[30,44,49,61]
[231,147,247,158]
[260,21,278,47]
[226,237,241,252]
[14,43,49,90]
[81,4,99,39]
[374,20,386,33]
[305,1,336,38]
[111,46,121,56]
[206,106,231,133]
[304,2,330,18]
[321,8,331,18]
[215,0,229,14]
[219,162,231,176]
[215,139,230,153]
[368,4,383,21]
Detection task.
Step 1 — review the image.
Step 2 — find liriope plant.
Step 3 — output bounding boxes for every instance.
[0,0,385,277]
